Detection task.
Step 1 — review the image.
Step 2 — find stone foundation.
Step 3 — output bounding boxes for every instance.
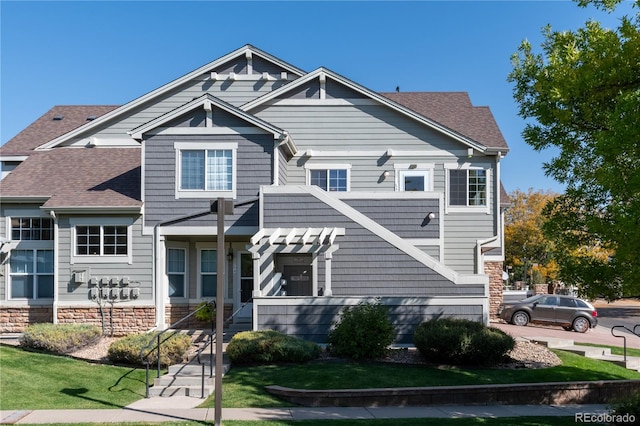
[165,303,233,329]
[0,307,53,333]
[485,261,504,319]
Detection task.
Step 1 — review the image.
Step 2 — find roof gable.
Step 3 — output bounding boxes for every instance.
[38,45,306,150]
[242,68,501,153]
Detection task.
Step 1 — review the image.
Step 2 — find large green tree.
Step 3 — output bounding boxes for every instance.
[508,0,640,299]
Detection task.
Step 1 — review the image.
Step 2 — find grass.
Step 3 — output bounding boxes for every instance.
[200,349,640,408]
[0,345,148,410]
[12,419,580,426]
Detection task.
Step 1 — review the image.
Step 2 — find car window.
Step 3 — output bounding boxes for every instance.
[575,299,589,308]
[538,296,559,306]
[559,298,577,307]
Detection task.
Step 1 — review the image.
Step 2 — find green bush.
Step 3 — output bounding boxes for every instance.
[609,391,640,425]
[414,318,515,366]
[107,332,191,367]
[20,323,101,354]
[328,301,395,360]
[226,330,320,365]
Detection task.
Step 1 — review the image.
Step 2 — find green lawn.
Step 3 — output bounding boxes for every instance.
[0,345,147,410]
[201,349,640,408]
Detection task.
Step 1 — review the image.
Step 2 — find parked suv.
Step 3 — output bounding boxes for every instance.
[498,294,597,333]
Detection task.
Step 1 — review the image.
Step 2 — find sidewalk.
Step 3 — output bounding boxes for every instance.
[0,403,611,423]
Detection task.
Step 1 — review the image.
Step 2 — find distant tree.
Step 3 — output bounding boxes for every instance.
[508,0,640,298]
[504,189,558,286]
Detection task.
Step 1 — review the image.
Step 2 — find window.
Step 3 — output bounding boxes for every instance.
[309,169,348,191]
[175,142,237,199]
[449,169,487,206]
[11,218,53,241]
[10,249,54,299]
[400,170,429,192]
[167,248,186,298]
[76,225,128,256]
[200,249,217,297]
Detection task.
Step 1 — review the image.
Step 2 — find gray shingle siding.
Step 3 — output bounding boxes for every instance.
[263,192,484,297]
[144,133,273,229]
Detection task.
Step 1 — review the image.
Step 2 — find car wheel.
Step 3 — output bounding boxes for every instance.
[511,311,529,326]
[572,317,590,333]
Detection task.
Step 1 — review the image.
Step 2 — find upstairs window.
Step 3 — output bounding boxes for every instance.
[449,169,487,207]
[76,225,128,256]
[11,218,53,241]
[307,165,350,192]
[175,142,237,199]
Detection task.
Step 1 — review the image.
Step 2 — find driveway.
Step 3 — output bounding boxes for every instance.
[492,298,640,349]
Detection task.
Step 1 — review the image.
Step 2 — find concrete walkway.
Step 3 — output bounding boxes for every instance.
[0,403,611,423]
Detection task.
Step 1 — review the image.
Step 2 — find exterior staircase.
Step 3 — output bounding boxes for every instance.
[148,323,250,398]
[530,337,640,372]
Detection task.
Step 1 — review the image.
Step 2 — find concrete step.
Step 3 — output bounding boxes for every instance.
[167,362,229,376]
[154,375,214,387]
[529,337,575,348]
[595,355,640,370]
[148,385,213,397]
[557,345,612,358]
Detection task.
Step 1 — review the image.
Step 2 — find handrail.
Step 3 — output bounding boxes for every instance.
[139,301,215,398]
[611,325,640,363]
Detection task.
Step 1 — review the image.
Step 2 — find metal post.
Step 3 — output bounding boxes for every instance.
[215,197,225,426]
[156,334,161,378]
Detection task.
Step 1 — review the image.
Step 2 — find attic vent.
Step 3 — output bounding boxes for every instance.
[53,115,64,121]
[86,115,97,121]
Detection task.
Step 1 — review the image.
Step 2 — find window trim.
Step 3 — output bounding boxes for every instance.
[8,248,54,300]
[70,218,133,264]
[166,242,188,299]
[444,164,491,214]
[174,142,238,199]
[304,163,351,192]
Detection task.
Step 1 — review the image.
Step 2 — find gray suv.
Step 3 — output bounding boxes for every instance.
[498,294,598,333]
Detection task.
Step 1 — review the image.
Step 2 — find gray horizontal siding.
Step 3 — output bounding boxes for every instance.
[263,192,484,297]
[144,133,272,229]
[344,198,439,239]
[444,212,496,275]
[257,297,484,343]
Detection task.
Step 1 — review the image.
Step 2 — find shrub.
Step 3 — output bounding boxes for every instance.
[226,330,320,365]
[414,318,515,366]
[194,300,216,322]
[328,301,395,360]
[20,323,101,354]
[107,332,191,367]
[609,391,640,425]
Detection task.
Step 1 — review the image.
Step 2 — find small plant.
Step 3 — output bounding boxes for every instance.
[20,323,101,354]
[328,301,395,360]
[108,332,191,367]
[414,318,515,366]
[226,330,320,365]
[194,300,216,322]
[608,391,640,425]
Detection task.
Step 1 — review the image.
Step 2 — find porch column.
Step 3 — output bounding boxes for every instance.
[251,251,261,331]
[324,252,333,296]
[154,233,167,328]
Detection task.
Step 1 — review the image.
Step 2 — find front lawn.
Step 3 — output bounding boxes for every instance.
[0,345,147,410]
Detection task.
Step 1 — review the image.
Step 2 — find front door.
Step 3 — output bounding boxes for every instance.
[282,265,312,296]
[236,252,253,323]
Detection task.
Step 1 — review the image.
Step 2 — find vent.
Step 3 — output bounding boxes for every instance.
[86,115,97,121]
[53,115,64,121]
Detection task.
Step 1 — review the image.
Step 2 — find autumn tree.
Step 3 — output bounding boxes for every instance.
[508,0,640,298]
[504,189,559,286]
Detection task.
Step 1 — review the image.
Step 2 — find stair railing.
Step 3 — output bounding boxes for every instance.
[139,301,215,398]
[611,324,640,363]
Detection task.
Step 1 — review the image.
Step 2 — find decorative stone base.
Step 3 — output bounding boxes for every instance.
[485,261,504,319]
[165,303,233,329]
[0,307,53,333]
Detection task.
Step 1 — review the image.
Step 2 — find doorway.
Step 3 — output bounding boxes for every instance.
[277,254,313,296]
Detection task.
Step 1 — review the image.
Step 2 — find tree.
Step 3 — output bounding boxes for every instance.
[504,189,559,286]
[508,0,640,298]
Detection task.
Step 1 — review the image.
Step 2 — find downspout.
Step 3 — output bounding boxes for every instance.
[49,210,59,324]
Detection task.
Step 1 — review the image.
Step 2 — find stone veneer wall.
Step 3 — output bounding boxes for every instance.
[485,261,504,319]
[0,306,156,335]
[165,303,233,329]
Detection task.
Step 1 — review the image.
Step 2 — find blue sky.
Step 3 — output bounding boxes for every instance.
[1,1,633,193]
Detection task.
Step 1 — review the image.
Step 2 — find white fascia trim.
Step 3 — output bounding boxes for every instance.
[39,45,305,150]
[147,225,259,236]
[40,206,142,215]
[263,185,485,285]
[0,155,28,162]
[242,67,487,153]
[303,149,455,158]
[2,196,50,204]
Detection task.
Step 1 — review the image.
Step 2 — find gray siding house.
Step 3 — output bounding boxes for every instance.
[0,45,509,342]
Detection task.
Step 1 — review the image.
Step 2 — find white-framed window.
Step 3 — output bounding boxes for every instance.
[174,142,237,199]
[9,249,54,299]
[70,218,133,264]
[443,165,490,212]
[393,164,434,192]
[199,249,217,298]
[11,217,53,241]
[305,164,351,192]
[167,246,187,298]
